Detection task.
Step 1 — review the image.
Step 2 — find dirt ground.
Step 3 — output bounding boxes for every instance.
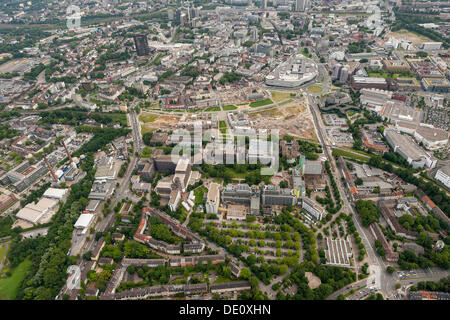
[247,101,317,141]
[139,113,180,130]
[305,272,322,289]
[385,30,432,46]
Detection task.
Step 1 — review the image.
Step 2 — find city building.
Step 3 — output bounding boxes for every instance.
[261,185,296,206]
[384,129,436,169]
[206,182,220,214]
[434,166,450,189]
[133,34,151,56]
[301,197,325,221]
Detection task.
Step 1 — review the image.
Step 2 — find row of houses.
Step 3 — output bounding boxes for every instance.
[101,280,251,300]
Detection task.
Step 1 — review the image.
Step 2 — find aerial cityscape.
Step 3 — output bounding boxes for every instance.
[0,0,449,305]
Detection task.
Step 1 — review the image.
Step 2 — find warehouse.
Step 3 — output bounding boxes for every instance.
[16,197,59,225]
[384,129,436,169]
[43,187,68,200]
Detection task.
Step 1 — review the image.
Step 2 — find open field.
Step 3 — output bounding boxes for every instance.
[139,113,157,123]
[141,125,156,135]
[249,99,273,108]
[0,259,31,300]
[305,272,321,289]
[279,99,294,106]
[139,113,180,131]
[222,105,237,111]
[386,29,432,46]
[307,85,323,93]
[271,91,292,103]
[205,106,221,112]
[0,245,6,263]
[248,101,317,141]
[332,148,370,162]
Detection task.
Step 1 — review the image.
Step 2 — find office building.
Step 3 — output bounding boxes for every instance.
[206,183,220,214]
[434,166,450,189]
[261,185,297,206]
[301,197,325,221]
[384,129,436,169]
[133,34,151,56]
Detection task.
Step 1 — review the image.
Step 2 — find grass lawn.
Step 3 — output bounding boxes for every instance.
[141,147,152,158]
[0,245,6,263]
[271,91,292,103]
[279,99,294,106]
[249,99,273,108]
[307,85,323,93]
[194,186,208,205]
[213,178,223,184]
[0,259,32,300]
[213,275,234,284]
[205,107,221,112]
[332,149,370,162]
[141,125,155,135]
[219,120,227,134]
[222,105,237,111]
[139,113,157,123]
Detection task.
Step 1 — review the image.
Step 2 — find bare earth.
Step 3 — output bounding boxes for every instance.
[305,271,322,289]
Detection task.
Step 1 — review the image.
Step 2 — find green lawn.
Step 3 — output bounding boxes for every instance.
[279,99,294,106]
[307,85,323,93]
[213,275,234,284]
[222,105,237,111]
[219,120,227,135]
[0,259,32,300]
[141,147,152,158]
[141,125,155,135]
[249,99,273,108]
[0,245,6,263]
[205,107,221,112]
[332,149,370,162]
[194,186,208,205]
[139,113,157,123]
[271,91,292,103]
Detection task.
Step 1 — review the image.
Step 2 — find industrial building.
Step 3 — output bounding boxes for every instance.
[3,160,48,192]
[16,197,59,225]
[324,237,353,267]
[384,129,437,169]
[88,180,115,200]
[43,188,68,200]
[434,166,450,189]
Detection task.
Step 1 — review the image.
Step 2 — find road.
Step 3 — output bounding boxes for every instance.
[307,93,393,297]
[57,107,142,300]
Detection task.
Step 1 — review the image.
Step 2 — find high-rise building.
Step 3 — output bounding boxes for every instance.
[339,67,349,84]
[168,9,174,20]
[133,34,150,56]
[295,0,307,11]
[262,0,267,10]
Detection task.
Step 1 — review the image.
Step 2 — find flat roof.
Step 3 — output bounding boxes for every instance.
[43,188,68,199]
[74,213,95,229]
[207,183,220,203]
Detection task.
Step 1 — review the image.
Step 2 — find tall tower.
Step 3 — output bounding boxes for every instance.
[44,155,58,182]
[262,0,267,10]
[133,34,150,56]
[295,0,305,11]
